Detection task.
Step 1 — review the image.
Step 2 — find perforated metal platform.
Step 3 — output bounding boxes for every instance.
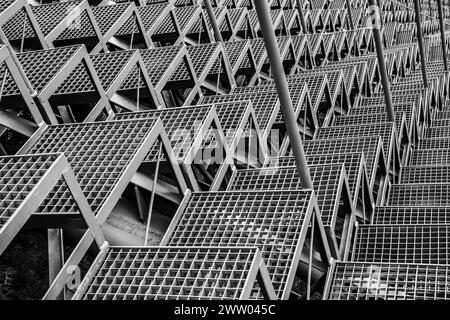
[161,189,329,299]
[324,261,450,300]
[373,206,450,225]
[387,184,450,207]
[352,224,450,264]
[400,166,450,184]
[73,245,275,300]
[19,117,169,222]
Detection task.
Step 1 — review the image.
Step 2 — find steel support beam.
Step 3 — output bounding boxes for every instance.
[368,0,395,122]
[437,0,448,70]
[254,0,313,189]
[204,0,223,42]
[414,0,428,87]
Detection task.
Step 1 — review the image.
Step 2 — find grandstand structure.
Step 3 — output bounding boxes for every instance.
[1,0,450,300]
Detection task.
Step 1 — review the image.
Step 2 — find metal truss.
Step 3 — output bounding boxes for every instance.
[91,2,151,52]
[175,5,213,45]
[324,261,450,300]
[283,137,388,205]
[119,45,199,107]
[220,39,257,86]
[0,153,104,256]
[3,0,107,52]
[227,165,354,260]
[349,104,419,146]
[72,244,276,300]
[291,34,313,70]
[213,100,266,167]
[200,90,280,143]
[315,123,404,179]
[161,189,332,299]
[114,105,232,191]
[1,44,111,124]
[248,8,288,37]
[227,7,254,39]
[117,2,181,47]
[373,206,450,225]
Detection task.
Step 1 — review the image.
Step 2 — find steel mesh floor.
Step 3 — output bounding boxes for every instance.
[164,190,314,299]
[75,246,261,300]
[325,261,450,300]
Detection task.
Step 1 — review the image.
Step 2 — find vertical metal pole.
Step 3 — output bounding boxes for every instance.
[0,29,37,97]
[204,0,223,42]
[295,0,308,33]
[414,0,429,87]
[368,0,395,122]
[437,0,448,70]
[345,0,355,29]
[254,0,313,189]
[144,145,161,246]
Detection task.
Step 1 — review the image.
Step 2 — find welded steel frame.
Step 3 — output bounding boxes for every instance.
[0,0,47,50]
[29,118,188,299]
[213,100,267,168]
[281,136,388,206]
[118,2,181,47]
[0,153,104,256]
[200,91,280,145]
[88,49,161,114]
[1,44,111,124]
[91,2,152,53]
[72,244,277,300]
[0,45,43,142]
[265,153,375,223]
[187,42,236,95]
[315,123,403,183]
[222,39,258,86]
[226,164,354,260]
[114,105,233,192]
[176,5,213,45]
[226,7,255,40]
[119,45,200,108]
[161,189,332,299]
[323,260,450,300]
[291,34,314,71]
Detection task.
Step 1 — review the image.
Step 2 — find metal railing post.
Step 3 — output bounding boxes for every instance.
[414,0,429,87]
[437,0,448,70]
[368,0,395,122]
[254,0,313,189]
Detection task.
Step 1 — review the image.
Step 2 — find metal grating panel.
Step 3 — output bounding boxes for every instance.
[227,164,344,228]
[165,190,314,299]
[75,246,261,300]
[115,106,211,161]
[315,124,395,169]
[353,225,450,264]
[23,118,159,216]
[409,149,450,166]
[325,261,450,300]
[0,154,60,230]
[418,138,450,150]
[200,92,278,133]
